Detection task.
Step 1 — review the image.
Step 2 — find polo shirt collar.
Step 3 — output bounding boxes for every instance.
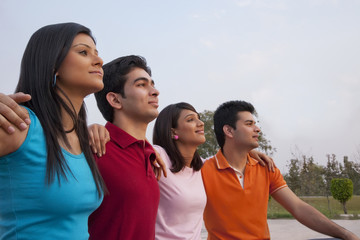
[105,122,139,148]
[214,150,231,170]
[214,149,259,170]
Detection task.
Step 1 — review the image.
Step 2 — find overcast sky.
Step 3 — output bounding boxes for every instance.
[1,0,359,172]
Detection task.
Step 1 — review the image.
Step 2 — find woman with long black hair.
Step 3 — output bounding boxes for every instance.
[0,22,106,239]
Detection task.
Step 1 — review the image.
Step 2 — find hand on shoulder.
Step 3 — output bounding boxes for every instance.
[0,106,30,157]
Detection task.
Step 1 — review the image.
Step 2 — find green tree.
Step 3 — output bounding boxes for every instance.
[198,110,218,158]
[258,131,276,156]
[330,178,353,214]
[197,110,276,159]
[283,159,301,195]
[342,156,360,195]
[299,156,325,196]
[323,154,341,215]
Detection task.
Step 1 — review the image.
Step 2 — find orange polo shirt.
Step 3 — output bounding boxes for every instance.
[201,150,287,240]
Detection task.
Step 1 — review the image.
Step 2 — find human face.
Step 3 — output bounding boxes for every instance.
[119,67,160,123]
[231,111,261,150]
[56,33,104,98]
[173,109,205,147]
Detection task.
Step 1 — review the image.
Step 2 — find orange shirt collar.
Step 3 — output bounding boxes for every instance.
[214,149,259,170]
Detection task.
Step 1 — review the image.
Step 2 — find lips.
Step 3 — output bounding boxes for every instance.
[90,70,103,77]
[196,130,204,134]
[149,101,159,108]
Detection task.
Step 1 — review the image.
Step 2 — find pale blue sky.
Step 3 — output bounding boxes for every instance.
[1,0,360,172]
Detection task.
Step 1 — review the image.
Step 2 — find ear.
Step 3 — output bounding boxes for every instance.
[170,128,177,136]
[223,125,234,139]
[106,92,122,109]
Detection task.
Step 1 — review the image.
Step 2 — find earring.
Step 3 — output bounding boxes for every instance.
[53,74,57,87]
[173,135,179,140]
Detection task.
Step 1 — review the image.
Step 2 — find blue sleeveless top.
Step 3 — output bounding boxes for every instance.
[0,108,103,240]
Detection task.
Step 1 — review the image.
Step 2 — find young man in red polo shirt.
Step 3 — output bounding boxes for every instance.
[202,100,359,240]
[87,55,161,240]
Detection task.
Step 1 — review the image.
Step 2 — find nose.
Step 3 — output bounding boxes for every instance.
[197,119,204,126]
[150,86,160,96]
[255,125,261,133]
[94,55,103,68]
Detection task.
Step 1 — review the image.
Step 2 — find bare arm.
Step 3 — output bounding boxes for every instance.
[0,92,31,134]
[272,187,359,240]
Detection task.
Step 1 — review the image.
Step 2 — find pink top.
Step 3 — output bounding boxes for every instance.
[154,145,206,240]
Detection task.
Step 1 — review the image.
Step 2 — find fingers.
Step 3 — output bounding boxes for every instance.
[152,164,162,181]
[257,157,266,167]
[88,127,98,155]
[0,92,31,134]
[160,160,167,178]
[99,127,110,157]
[88,124,110,157]
[155,167,161,181]
[154,150,167,178]
[9,92,32,104]
[151,150,167,180]
[268,157,276,172]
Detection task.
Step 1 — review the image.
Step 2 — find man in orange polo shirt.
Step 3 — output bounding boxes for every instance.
[201,100,359,240]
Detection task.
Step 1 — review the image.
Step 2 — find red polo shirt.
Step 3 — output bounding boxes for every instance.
[88,122,159,240]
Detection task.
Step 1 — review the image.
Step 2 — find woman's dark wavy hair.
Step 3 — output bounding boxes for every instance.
[153,102,203,173]
[15,22,105,197]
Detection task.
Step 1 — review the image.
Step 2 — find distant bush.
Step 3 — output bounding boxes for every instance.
[330,178,353,214]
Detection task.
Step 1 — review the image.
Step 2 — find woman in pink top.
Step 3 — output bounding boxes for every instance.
[153,102,206,240]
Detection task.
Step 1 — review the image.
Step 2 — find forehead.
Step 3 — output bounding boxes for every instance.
[179,109,197,118]
[236,111,254,121]
[125,67,152,84]
[72,33,96,47]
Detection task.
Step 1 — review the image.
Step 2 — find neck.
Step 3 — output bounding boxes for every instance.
[175,143,198,168]
[112,115,148,140]
[223,143,250,173]
[58,93,84,132]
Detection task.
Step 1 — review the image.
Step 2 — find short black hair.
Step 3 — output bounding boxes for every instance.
[213,100,255,149]
[95,55,151,122]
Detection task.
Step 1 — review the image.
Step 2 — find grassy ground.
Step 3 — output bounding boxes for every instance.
[267,195,360,219]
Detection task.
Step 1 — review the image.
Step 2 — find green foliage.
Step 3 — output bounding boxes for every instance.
[198,110,218,158]
[258,131,276,156]
[324,154,342,196]
[300,156,326,196]
[284,154,325,196]
[342,156,360,195]
[284,151,360,198]
[284,159,301,195]
[330,178,353,214]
